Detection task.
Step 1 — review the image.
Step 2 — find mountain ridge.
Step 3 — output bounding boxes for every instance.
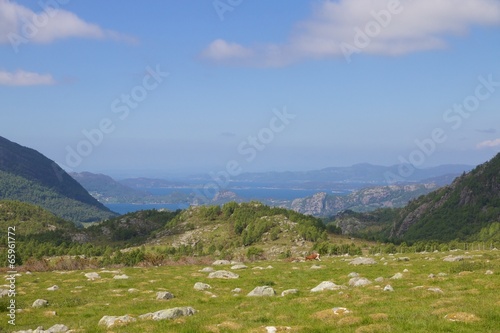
[0,136,116,224]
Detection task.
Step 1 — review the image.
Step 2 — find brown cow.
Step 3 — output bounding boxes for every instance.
[305,253,321,261]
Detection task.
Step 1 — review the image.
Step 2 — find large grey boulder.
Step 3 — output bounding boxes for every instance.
[208,270,239,279]
[194,282,211,291]
[139,306,196,321]
[156,291,175,300]
[281,289,299,297]
[311,281,345,292]
[32,299,48,308]
[98,315,136,328]
[12,324,69,333]
[442,255,472,262]
[247,286,276,297]
[349,257,377,265]
[348,277,372,287]
[84,272,101,280]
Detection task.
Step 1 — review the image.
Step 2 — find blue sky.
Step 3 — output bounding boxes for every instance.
[1,0,500,177]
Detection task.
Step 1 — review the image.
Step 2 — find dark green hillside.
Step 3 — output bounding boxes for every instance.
[85,209,181,245]
[328,154,500,243]
[0,200,76,236]
[0,136,116,223]
[390,153,500,242]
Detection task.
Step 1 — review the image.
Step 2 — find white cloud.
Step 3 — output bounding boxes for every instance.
[477,138,500,149]
[0,69,55,86]
[201,0,500,66]
[0,0,137,47]
[201,39,253,61]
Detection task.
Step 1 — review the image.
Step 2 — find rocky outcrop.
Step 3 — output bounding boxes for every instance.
[291,184,438,217]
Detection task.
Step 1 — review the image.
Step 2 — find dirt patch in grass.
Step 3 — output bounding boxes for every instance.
[444,312,480,322]
[205,321,243,332]
[432,307,458,315]
[369,313,388,321]
[337,316,362,326]
[355,323,392,333]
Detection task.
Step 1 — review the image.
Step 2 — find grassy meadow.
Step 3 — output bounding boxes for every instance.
[2,249,499,333]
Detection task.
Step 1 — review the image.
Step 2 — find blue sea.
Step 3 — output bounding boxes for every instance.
[105,186,349,215]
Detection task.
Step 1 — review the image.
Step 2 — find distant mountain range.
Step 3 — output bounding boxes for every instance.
[0,136,116,224]
[220,163,472,186]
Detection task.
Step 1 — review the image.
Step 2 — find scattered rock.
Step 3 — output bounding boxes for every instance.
[98,314,136,328]
[194,282,211,291]
[212,260,231,265]
[349,257,377,265]
[349,277,372,287]
[397,257,410,261]
[348,272,360,278]
[230,264,248,270]
[428,274,436,279]
[84,272,101,280]
[428,287,444,294]
[403,269,409,273]
[199,267,214,272]
[156,291,175,300]
[208,270,239,279]
[47,285,59,291]
[310,265,322,269]
[0,289,9,297]
[32,299,48,308]
[113,274,129,280]
[444,312,479,322]
[13,324,69,333]
[437,272,448,277]
[139,306,196,321]
[247,286,276,297]
[128,288,139,293]
[442,255,472,262]
[311,281,345,292]
[391,273,403,280]
[231,288,242,293]
[485,270,494,275]
[374,277,384,283]
[332,307,351,315]
[281,289,299,296]
[383,285,394,292]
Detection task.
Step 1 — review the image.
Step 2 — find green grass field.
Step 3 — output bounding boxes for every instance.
[3,249,499,333]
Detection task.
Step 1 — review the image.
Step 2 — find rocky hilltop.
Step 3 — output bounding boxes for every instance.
[291,183,438,217]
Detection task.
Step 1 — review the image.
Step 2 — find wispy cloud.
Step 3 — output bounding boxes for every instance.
[477,138,500,149]
[0,69,55,86]
[201,0,500,67]
[476,128,497,134]
[0,0,138,46]
[201,39,253,61]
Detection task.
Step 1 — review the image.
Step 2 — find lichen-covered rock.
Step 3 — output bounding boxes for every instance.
[311,281,345,292]
[208,270,239,279]
[156,291,175,300]
[194,282,211,291]
[98,315,136,328]
[32,299,48,308]
[247,286,276,297]
[139,306,196,321]
[349,257,377,265]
